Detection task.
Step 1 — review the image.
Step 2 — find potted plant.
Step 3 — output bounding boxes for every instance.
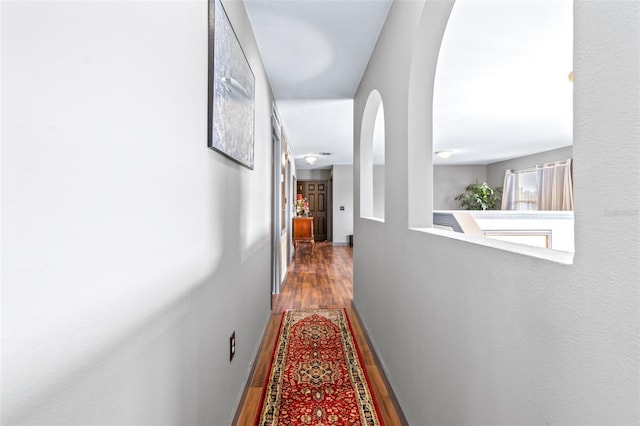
[454,181,502,210]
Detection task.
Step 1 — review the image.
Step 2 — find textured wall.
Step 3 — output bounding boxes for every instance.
[354,0,639,424]
[1,1,273,424]
[434,165,488,210]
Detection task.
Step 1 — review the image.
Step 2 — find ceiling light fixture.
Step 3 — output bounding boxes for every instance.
[435,150,453,159]
[304,156,317,165]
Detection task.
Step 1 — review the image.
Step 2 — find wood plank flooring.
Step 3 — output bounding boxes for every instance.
[233,242,407,425]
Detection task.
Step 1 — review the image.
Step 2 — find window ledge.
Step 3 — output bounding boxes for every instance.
[411,227,574,265]
[360,216,385,223]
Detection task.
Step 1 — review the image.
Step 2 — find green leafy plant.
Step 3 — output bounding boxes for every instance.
[454,181,502,210]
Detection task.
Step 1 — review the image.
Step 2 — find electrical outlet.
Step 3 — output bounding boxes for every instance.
[230,331,236,362]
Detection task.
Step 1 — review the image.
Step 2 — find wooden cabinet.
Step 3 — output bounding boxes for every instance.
[293,217,314,256]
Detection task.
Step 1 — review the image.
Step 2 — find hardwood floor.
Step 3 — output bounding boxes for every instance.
[233,242,407,425]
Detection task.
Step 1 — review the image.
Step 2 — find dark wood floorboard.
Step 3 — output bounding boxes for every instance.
[234,242,407,425]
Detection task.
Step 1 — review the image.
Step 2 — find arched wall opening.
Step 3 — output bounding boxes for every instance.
[408,0,574,257]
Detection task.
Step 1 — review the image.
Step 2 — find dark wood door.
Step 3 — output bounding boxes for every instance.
[298,180,327,242]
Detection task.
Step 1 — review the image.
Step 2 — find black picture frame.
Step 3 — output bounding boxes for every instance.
[207,0,255,169]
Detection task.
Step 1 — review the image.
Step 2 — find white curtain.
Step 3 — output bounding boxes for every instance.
[501,159,573,211]
[537,159,573,210]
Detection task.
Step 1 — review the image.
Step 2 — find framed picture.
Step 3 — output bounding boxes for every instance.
[208,0,255,169]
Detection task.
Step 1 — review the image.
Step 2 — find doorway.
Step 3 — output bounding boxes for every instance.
[296,180,330,242]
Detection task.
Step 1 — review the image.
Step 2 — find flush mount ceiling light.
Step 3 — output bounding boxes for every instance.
[304,155,317,165]
[435,150,453,159]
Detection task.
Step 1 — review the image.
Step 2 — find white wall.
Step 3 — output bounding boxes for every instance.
[296,168,332,181]
[354,0,639,424]
[331,165,354,244]
[1,1,273,424]
[487,145,573,189]
[434,165,487,210]
[373,165,385,219]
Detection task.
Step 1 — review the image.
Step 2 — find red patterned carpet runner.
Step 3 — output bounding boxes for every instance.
[255,309,383,426]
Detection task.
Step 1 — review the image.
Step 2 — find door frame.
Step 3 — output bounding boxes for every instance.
[271,107,282,297]
[327,175,333,243]
[287,166,295,262]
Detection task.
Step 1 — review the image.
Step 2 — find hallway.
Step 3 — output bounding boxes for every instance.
[3,1,638,424]
[234,243,406,425]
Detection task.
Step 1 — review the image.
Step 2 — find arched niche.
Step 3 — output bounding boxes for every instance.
[360,90,385,220]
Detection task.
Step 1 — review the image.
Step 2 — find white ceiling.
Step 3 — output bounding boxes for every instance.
[434,0,573,165]
[244,0,393,99]
[276,99,354,169]
[244,0,573,169]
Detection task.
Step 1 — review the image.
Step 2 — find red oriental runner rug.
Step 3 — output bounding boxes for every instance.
[255,309,383,426]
